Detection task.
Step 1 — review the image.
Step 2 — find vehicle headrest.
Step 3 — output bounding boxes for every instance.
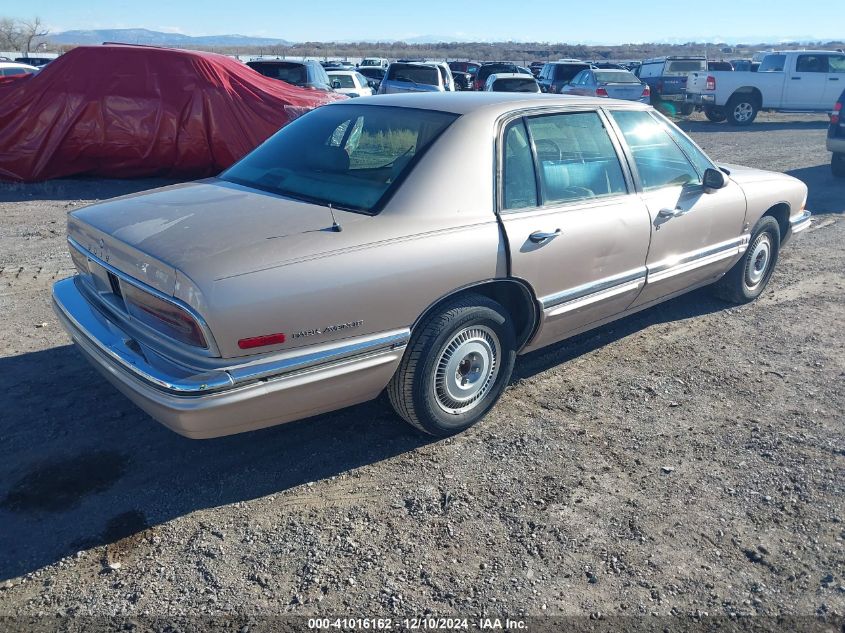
[306,145,350,172]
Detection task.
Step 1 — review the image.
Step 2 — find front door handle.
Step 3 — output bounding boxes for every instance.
[529,229,561,244]
[658,206,686,219]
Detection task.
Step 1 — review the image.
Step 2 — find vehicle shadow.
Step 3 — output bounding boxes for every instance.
[0,177,183,203]
[0,285,733,581]
[513,286,727,381]
[785,165,844,215]
[677,119,830,134]
[0,345,432,581]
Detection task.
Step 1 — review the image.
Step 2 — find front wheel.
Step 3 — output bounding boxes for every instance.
[712,216,780,304]
[388,294,516,436]
[704,106,727,123]
[726,95,759,126]
[832,152,845,178]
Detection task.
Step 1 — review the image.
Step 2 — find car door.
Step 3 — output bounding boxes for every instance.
[786,54,831,109]
[607,108,748,307]
[823,54,845,107]
[496,109,653,352]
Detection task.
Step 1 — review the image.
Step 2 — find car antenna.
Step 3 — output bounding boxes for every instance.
[328,203,343,232]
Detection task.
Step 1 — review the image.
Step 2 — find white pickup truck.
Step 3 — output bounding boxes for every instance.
[686,50,845,125]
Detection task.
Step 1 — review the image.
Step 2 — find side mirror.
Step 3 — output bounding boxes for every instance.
[331,80,341,89]
[703,167,727,192]
[367,80,376,88]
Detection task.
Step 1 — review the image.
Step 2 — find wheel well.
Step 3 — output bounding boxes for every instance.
[762,203,790,243]
[414,280,539,350]
[730,87,762,107]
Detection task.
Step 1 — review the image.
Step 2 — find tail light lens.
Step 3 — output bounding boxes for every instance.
[641,84,651,98]
[705,75,716,91]
[832,101,842,125]
[596,87,609,97]
[122,284,208,348]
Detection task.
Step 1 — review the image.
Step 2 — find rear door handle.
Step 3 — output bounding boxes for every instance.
[529,229,561,244]
[791,76,802,80]
[830,77,841,81]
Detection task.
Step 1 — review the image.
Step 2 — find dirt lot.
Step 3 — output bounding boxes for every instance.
[0,112,843,629]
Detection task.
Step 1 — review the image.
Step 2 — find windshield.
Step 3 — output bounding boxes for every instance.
[221,105,458,214]
[492,78,538,92]
[329,73,355,88]
[665,60,706,73]
[595,70,639,83]
[758,54,786,72]
[478,64,517,81]
[359,67,385,78]
[247,62,307,85]
[386,63,439,85]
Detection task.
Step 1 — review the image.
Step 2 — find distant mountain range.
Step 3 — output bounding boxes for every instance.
[45,28,841,49]
[47,29,290,47]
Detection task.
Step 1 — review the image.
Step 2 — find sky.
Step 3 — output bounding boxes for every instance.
[6,0,841,44]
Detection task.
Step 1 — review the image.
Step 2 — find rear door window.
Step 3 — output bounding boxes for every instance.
[830,55,845,73]
[502,119,538,210]
[796,55,830,73]
[524,111,628,205]
[758,55,786,72]
[610,110,701,191]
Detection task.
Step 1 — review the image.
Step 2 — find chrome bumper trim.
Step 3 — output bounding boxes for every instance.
[53,277,410,397]
[789,210,812,234]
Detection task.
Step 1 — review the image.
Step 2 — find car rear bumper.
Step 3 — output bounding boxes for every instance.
[53,277,408,438]
[827,136,845,153]
[685,93,717,105]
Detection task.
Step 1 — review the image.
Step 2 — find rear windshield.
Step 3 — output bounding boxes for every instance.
[553,64,588,80]
[478,64,517,81]
[594,70,639,83]
[665,60,706,73]
[386,63,439,86]
[247,62,307,85]
[221,105,458,214]
[359,67,385,79]
[758,54,786,72]
[492,78,538,92]
[329,73,355,88]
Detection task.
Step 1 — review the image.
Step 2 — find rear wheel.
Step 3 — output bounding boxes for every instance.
[388,294,516,437]
[832,152,845,178]
[704,106,727,123]
[712,216,780,303]
[726,94,759,126]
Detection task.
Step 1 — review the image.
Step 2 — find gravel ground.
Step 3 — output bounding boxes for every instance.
[0,112,843,629]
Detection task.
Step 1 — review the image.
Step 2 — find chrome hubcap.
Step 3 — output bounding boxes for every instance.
[734,102,753,122]
[433,325,500,415]
[745,234,771,288]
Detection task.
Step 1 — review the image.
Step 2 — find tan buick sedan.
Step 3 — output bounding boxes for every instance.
[53,93,811,438]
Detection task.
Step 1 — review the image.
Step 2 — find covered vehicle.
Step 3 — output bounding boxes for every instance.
[0,45,342,182]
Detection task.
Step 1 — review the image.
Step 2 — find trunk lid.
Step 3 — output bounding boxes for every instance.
[603,82,646,101]
[68,179,368,292]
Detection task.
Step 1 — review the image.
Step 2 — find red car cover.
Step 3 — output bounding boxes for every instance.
[0,45,343,182]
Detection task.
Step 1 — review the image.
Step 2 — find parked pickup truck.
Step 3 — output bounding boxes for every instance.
[637,56,706,115]
[686,50,845,125]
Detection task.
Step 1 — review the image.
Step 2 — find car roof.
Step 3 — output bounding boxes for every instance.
[326,69,357,75]
[333,92,649,116]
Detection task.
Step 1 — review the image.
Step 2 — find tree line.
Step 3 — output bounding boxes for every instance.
[0,17,49,54]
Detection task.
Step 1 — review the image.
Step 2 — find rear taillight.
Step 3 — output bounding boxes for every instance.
[122,284,208,348]
[705,75,716,91]
[641,84,651,98]
[832,101,842,125]
[596,87,608,97]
